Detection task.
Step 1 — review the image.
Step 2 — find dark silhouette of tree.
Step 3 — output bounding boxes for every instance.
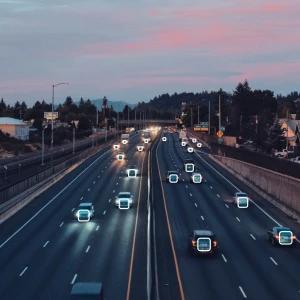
[264,116,286,153]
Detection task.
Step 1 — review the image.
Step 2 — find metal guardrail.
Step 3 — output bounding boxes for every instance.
[0,138,116,209]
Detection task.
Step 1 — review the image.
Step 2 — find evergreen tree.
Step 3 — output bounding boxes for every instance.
[264,116,286,153]
[63,96,73,107]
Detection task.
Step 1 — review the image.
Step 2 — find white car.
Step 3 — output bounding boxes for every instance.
[75,203,94,220]
[127,165,138,177]
[187,146,194,153]
[115,192,133,207]
[190,173,202,183]
[232,192,249,207]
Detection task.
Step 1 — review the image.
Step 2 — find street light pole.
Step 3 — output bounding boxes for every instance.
[51,82,69,175]
[198,104,199,124]
[218,93,221,131]
[128,106,129,128]
[286,109,289,159]
[191,107,193,129]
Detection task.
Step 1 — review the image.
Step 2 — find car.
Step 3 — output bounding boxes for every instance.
[183,159,195,171]
[188,230,218,256]
[127,165,138,177]
[190,173,203,183]
[75,203,94,219]
[232,192,249,207]
[137,145,144,151]
[115,192,133,207]
[267,227,297,247]
[166,171,179,182]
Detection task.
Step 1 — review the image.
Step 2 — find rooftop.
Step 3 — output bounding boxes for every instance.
[0,117,26,125]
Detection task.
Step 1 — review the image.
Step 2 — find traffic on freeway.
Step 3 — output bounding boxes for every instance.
[0,127,300,300]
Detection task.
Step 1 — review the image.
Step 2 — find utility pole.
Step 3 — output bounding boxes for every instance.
[286,109,289,159]
[96,98,99,147]
[41,121,46,165]
[208,100,211,134]
[73,126,75,154]
[197,104,199,124]
[140,111,141,131]
[135,108,136,130]
[128,106,129,128]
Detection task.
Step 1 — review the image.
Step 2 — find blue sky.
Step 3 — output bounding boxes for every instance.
[0,0,299,107]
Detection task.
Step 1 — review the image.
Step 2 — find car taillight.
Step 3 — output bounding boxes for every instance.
[275,235,279,239]
[192,241,196,246]
[213,241,217,247]
[293,235,296,239]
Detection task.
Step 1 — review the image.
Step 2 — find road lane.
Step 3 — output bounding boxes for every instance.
[0,132,149,300]
[153,131,300,300]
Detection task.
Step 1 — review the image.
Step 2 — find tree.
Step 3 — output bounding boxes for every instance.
[63,96,73,107]
[78,115,91,131]
[0,98,6,115]
[264,116,286,153]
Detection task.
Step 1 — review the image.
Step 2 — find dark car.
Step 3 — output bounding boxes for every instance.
[267,227,297,247]
[166,171,179,182]
[188,230,218,256]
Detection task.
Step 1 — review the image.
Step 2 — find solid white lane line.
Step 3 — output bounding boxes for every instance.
[236,217,241,222]
[71,208,75,212]
[190,193,192,197]
[270,257,278,265]
[43,241,49,248]
[194,151,285,228]
[250,234,256,240]
[217,194,220,197]
[86,245,90,253]
[19,267,28,276]
[96,225,99,231]
[225,204,229,208]
[201,216,204,220]
[80,197,83,200]
[221,254,227,262]
[239,286,247,298]
[71,274,77,284]
[59,222,64,227]
[103,211,106,215]
[194,203,197,207]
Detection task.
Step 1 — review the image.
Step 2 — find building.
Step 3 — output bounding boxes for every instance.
[0,117,30,140]
[279,118,300,147]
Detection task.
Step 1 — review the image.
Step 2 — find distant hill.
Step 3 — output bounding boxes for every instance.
[54,99,137,112]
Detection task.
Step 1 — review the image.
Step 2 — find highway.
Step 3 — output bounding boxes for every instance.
[0,132,151,300]
[152,131,300,300]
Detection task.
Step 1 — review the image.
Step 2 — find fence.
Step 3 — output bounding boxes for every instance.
[214,156,300,218]
[0,138,116,207]
[211,142,300,179]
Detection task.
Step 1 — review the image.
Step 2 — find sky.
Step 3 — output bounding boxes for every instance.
[0,0,300,107]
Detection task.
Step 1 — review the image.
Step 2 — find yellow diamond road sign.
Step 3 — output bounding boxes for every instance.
[217,130,223,137]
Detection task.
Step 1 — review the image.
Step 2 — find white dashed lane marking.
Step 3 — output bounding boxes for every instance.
[222,254,227,262]
[217,194,220,197]
[270,257,278,265]
[86,246,90,253]
[239,286,247,298]
[103,211,106,215]
[250,234,256,240]
[59,222,64,227]
[43,241,49,248]
[225,204,229,208]
[87,188,90,192]
[71,274,77,285]
[80,197,83,200]
[201,216,204,220]
[96,225,99,231]
[19,267,28,277]
[236,217,241,222]
[71,208,75,212]
[194,203,197,207]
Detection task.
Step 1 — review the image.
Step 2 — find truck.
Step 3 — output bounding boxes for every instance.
[121,133,130,144]
[274,149,294,158]
[70,282,104,300]
[179,130,187,142]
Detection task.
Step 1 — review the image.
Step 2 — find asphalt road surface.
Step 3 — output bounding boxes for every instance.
[0,132,151,300]
[152,131,300,300]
